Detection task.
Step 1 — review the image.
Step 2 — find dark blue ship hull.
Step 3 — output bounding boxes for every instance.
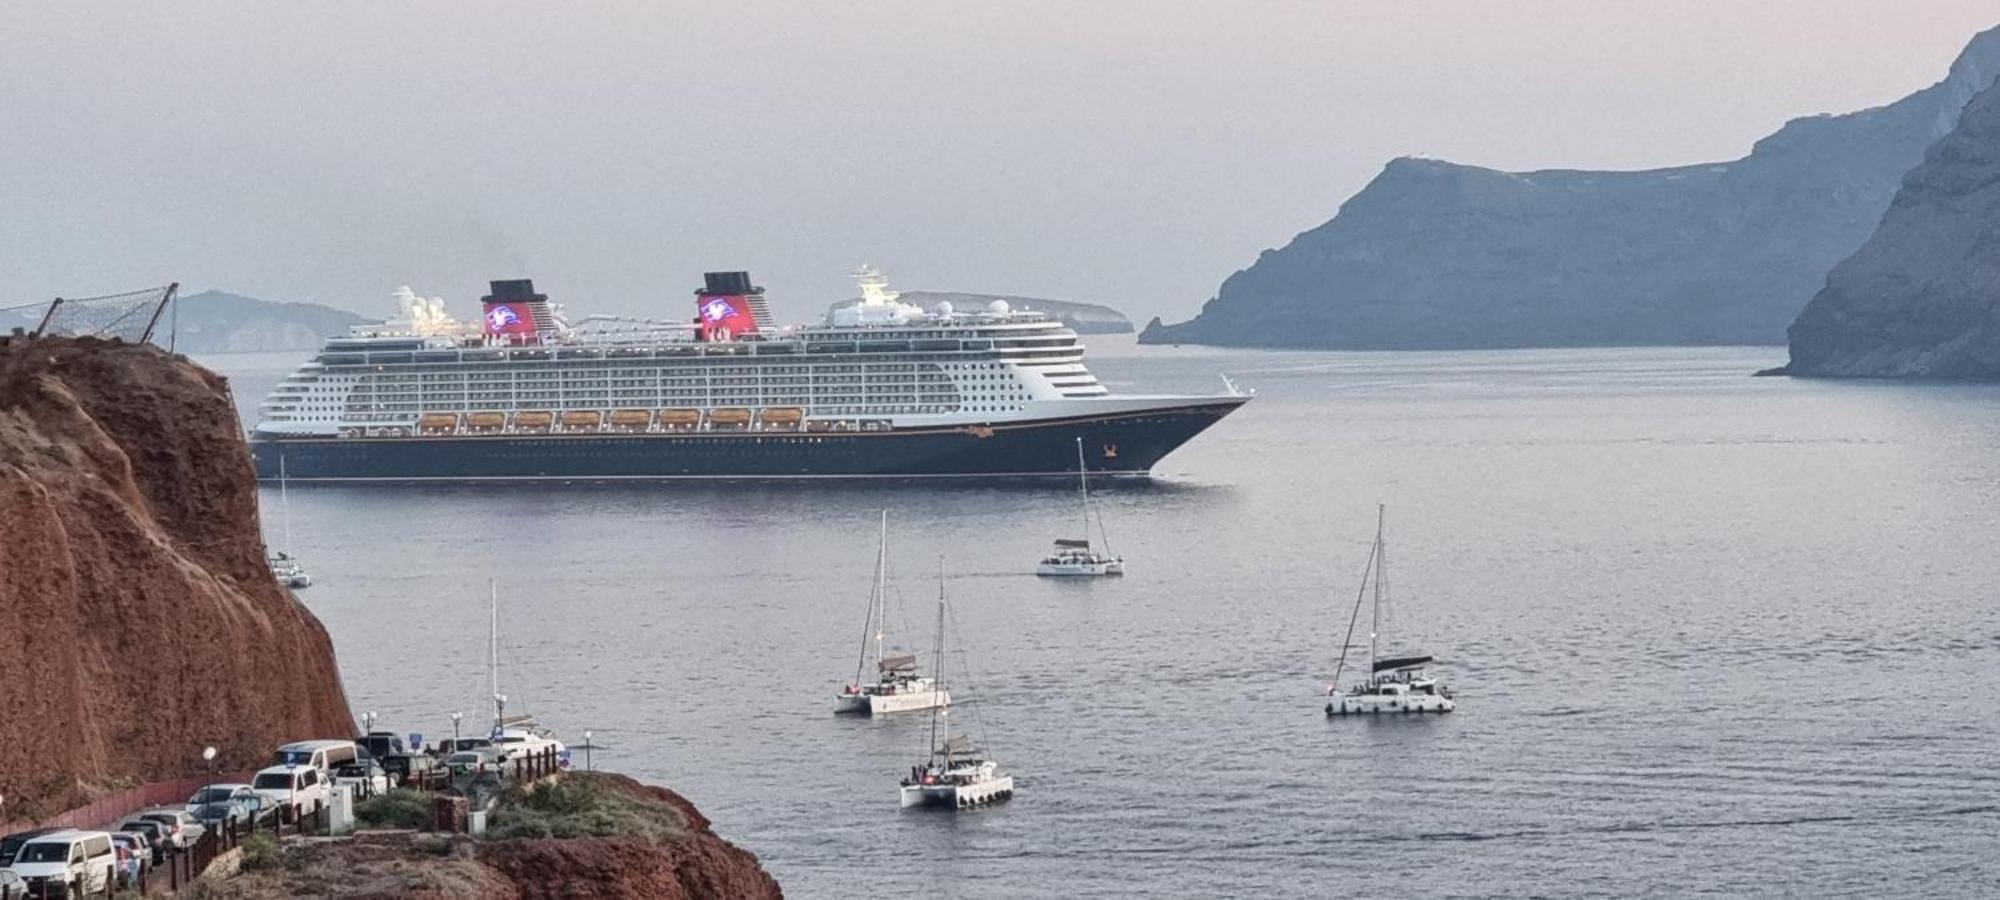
[250,400,1246,481]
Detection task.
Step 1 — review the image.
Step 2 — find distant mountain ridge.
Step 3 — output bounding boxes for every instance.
[828,290,1134,334]
[1142,25,2000,350]
[1780,78,2000,378]
[166,290,364,353]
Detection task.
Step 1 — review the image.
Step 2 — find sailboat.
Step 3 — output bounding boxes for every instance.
[1035,437,1124,577]
[1325,506,1455,716]
[836,511,951,715]
[898,562,1015,810]
[267,451,313,589]
[485,579,569,768]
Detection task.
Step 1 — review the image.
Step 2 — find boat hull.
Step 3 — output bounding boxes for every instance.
[1035,560,1124,577]
[834,689,951,715]
[899,775,1015,809]
[250,401,1245,482]
[1325,695,1456,716]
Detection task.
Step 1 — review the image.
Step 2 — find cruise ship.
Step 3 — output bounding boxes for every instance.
[248,269,1247,481]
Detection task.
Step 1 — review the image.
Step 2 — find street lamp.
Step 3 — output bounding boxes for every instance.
[582,731,593,772]
[449,712,462,749]
[360,711,378,734]
[202,746,218,776]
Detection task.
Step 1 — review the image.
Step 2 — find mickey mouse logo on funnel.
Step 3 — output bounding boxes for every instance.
[698,293,754,341]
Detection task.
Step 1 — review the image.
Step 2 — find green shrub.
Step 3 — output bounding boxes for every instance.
[354,789,430,830]
[239,832,282,871]
[486,776,686,843]
[413,833,454,857]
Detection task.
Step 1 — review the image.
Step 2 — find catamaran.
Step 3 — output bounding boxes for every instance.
[267,452,312,589]
[898,566,1015,810]
[836,511,951,715]
[1325,506,1455,716]
[1035,437,1124,576]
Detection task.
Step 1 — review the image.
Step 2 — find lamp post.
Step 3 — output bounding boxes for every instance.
[449,712,462,750]
[360,710,378,735]
[583,731,593,772]
[202,745,218,776]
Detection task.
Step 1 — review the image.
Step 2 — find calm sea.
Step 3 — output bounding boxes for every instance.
[208,339,2000,898]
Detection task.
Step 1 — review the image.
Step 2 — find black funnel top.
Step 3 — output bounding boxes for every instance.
[700,271,759,295]
[483,279,548,304]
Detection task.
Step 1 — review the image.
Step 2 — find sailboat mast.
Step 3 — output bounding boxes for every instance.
[875,510,888,671]
[1076,437,1090,545]
[489,578,501,728]
[1369,504,1384,676]
[926,558,947,760]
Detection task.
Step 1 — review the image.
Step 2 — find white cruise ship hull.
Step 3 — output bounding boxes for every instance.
[253,398,1246,482]
[899,774,1015,809]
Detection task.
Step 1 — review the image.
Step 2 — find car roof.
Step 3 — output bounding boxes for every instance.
[196,783,253,791]
[276,739,358,751]
[254,763,307,775]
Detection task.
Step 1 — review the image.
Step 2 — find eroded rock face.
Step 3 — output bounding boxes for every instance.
[0,336,353,816]
[1141,26,2000,350]
[1782,80,2000,377]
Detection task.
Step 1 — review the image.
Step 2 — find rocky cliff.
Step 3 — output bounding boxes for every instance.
[0,335,353,817]
[1782,81,2000,377]
[1141,26,2000,350]
[831,290,1134,334]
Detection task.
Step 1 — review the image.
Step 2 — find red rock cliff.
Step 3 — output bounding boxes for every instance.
[0,335,353,816]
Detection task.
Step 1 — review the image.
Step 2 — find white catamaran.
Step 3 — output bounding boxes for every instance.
[836,511,951,715]
[1325,506,1455,716]
[898,564,1015,810]
[1035,437,1125,577]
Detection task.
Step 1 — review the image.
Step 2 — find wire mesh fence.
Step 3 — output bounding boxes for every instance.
[1,283,178,345]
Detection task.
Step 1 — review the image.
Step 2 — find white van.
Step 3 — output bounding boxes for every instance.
[9,830,117,899]
[271,739,361,774]
[251,764,332,817]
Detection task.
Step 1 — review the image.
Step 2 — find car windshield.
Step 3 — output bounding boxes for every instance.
[252,773,293,790]
[192,788,234,804]
[120,822,157,835]
[17,843,70,863]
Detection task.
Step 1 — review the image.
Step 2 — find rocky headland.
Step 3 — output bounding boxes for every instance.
[0,335,353,815]
[1141,25,2000,350]
[163,290,367,353]
[1781,80,2000,377]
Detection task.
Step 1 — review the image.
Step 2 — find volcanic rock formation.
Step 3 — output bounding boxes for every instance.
[1141,25,2000,350]
[1781,80,2000,378]
[0,335,353,817]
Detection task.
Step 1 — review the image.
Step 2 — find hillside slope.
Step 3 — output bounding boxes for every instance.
[1782,80,2000,377]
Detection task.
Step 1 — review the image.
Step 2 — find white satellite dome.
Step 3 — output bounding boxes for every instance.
[935,300,955,317]
[987,299,1011,316]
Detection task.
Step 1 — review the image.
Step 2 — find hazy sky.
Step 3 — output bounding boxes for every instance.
[3,2,1995,323]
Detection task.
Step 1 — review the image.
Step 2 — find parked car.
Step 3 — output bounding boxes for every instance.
[271,740,361,774]
[332,758,392,797]
[115,820,167,864]
[431,736,493,758]
[0,828,62,868]
[107,833,148,886]
[443,749,502,777]
[359,731,411,760]
[8,830,117,900]
[381,753,443,789]
[186,783,267,828]
[252,763,331,818]
[0,869,23,900]
[135,808,204,850]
